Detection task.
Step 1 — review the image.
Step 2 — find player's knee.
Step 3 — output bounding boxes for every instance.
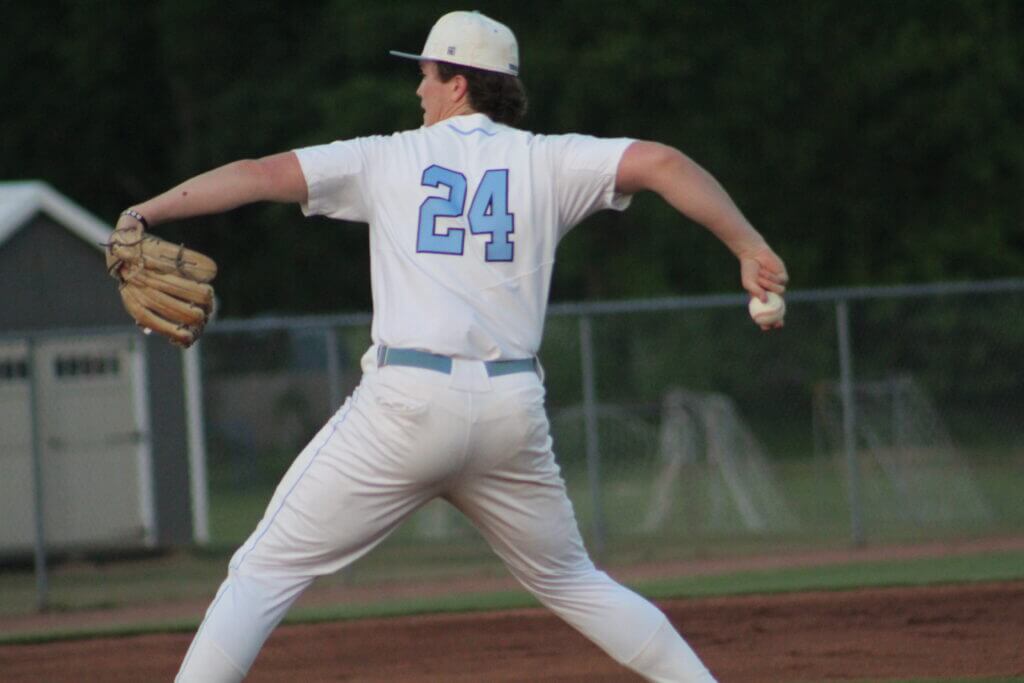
[510,561,611,597]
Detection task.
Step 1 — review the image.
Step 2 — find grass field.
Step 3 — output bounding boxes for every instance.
[1,545,1022,646]
[1,449,1020,683]
[2,454,1022,619]
[204,455,1024,555]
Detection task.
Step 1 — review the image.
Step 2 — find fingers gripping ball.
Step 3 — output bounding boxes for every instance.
[105,215,218,348]
[748,292,786,326]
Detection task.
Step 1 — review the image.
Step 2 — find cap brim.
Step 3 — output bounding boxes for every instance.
[389,50,517,76]
[389,50,427,62]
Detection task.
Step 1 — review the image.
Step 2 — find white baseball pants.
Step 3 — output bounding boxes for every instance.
[176,350,714,682]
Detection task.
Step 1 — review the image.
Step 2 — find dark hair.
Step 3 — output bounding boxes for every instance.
[435,61,528,127]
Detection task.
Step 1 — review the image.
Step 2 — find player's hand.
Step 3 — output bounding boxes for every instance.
[739,244,788,330]
[739,244,788,298]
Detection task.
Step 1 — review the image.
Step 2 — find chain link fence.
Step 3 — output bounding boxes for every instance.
[198,280,1024,577]
[5,280,1023,612]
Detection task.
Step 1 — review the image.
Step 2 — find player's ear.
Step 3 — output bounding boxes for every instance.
[450,74,470,102]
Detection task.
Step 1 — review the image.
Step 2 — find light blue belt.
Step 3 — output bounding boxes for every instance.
[377,346,537,377]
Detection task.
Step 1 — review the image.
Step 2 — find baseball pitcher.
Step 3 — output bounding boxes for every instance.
[117,11,788,682]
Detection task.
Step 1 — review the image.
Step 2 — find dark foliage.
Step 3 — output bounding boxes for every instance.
[2,1,1021,316]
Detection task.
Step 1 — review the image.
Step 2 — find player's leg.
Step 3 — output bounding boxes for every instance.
[451,482,713,682]
[177,373,457,682]
[448,377,715,683]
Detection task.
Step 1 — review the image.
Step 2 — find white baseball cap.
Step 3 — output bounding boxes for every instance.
[390,11,519,76]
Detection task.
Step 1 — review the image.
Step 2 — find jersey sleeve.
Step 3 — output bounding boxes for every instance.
[293,139,372,222]
[550,134,635,235]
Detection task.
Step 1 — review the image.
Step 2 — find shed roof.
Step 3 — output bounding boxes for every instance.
[0,181,111,253]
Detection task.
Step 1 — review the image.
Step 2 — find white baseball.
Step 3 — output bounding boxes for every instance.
[748,292,786,325]
[142,327,152,336]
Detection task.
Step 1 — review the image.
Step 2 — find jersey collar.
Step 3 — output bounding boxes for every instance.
[438,113,498,136]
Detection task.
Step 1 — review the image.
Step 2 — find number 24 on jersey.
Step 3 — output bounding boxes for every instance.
[417,165,514,262]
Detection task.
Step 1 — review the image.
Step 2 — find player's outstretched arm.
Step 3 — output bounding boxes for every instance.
[129,151,308,227]
[616,141,788,304]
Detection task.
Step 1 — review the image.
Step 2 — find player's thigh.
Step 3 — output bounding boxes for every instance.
[452,401,593,574]
[229,381,442,574]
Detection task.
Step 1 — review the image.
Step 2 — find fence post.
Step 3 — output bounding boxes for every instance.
[578,315,606,557]
[835,299,866,547]
[183,342,210,545]
[27,337,49,611]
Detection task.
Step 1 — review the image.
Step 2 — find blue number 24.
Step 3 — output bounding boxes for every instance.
[417,166,514,262]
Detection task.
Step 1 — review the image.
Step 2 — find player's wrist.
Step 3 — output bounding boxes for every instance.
[733,237,771,260]
[120,208,150,230]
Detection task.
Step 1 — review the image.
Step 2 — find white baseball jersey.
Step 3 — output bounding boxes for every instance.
[177,113,715,683]
[294,112,633,360]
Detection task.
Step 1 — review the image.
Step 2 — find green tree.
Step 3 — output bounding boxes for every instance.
[2,1,1021,316]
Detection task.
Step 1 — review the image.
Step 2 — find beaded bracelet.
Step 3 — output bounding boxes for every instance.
[121,209,149,230]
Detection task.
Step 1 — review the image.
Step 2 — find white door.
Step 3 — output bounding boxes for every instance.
[0,334,155,552]
[36,335,154,547]
[0,341,35,548]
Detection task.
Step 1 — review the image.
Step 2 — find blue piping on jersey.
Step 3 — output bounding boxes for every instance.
[447,125,496,137]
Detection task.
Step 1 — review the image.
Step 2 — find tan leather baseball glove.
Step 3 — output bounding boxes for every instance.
[105,212,217,348]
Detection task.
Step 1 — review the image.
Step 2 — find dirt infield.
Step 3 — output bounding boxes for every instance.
[2,580,1021,682]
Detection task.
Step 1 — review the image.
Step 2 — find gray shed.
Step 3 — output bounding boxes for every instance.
[0,181,207,553]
